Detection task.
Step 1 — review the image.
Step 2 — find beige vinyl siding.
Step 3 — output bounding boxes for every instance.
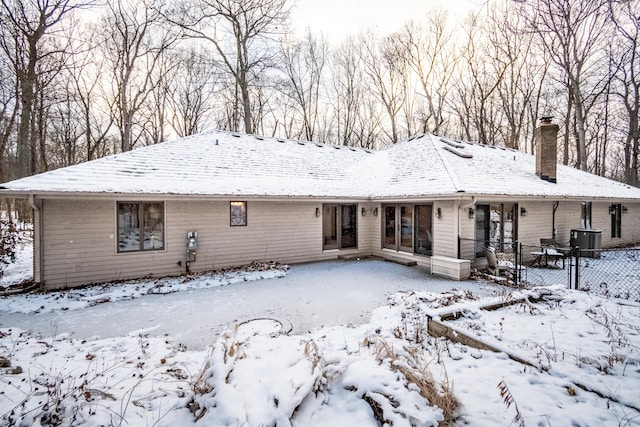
[40,199,374,290]
[516,201,555,246]
[620,202,640,245]
[357,203,378,255]
[590,201,640,248]
[458,203,475,260]
[432,201,456,258]
[175,200,325,270]
[504,200,640,249]
[41,199,179,290]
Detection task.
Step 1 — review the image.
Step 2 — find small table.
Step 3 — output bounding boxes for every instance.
[531,251,546,267]
[531,248,567,268]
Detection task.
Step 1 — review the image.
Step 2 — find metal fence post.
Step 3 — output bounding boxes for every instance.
[569,245,581,290]
[517,242,522,286]
[575,246,580,290]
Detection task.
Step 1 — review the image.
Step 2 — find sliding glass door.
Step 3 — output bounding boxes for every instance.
[323,204,357,250]
[383,204,432,255]
[415,205,433,256]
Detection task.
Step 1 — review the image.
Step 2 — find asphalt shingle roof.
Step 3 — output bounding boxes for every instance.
[2,130,640,200]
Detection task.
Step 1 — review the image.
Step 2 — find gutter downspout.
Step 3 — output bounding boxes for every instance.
[29,195,43,287]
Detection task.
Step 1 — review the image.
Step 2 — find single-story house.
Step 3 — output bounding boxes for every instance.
[1,121,640,290]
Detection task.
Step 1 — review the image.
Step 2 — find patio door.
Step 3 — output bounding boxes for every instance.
[382,204,418,253]
[476,203,517,254]
[415,205,433,256]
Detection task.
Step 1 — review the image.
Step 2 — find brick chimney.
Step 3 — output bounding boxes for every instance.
[535,117,559,183]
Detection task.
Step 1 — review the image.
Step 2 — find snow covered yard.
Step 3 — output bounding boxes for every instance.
[1,250,640,425]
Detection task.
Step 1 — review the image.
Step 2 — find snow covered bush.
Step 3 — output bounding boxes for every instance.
[186,318,452,426]
[0,218,18,275]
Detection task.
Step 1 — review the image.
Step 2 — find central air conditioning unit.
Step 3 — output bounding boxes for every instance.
[570,229,602,258]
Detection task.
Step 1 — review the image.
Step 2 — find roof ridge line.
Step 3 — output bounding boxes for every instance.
[429,134,465,193]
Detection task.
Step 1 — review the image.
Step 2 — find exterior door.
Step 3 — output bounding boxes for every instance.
[476,203,517,254]
[475,205,490,257]
[399,205,413,252]
[414,205,433,256]
[383,204,415,253]
[383,205,396,249]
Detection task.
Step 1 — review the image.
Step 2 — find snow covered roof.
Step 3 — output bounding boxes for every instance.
[2,130,640,201]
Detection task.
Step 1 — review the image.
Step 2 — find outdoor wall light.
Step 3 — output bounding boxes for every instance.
[436,207,442,219]
[373,207,378,216]
[609,205,616,215]
[468,208,474,219]
[361,207,366,216]
[623,206,628,213]
[520,207,527,217]
[315,207,320,217]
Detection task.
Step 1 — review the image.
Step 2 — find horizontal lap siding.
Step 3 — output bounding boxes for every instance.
[41,199,373,289]
[509,201,640,249]
[517,201,555,246]
[620,202,640,245]
[590,201,640,248]
[174,201,325,270]
[42,199,120,289]
[433,201,456,258]
[459,204,475,260]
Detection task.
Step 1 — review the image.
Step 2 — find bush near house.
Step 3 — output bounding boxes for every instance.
[0,218,17,275]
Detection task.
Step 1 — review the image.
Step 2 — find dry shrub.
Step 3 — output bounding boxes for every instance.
[372,338,459,425]
[497,380,525,427]
[191,361,213,395]
[303,340,321,370]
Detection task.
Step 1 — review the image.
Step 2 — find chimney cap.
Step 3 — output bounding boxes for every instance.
[540,116,553,124]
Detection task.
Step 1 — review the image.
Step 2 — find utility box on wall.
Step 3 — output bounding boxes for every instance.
[187,231,198,251]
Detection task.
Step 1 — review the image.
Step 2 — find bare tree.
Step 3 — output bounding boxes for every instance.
[610,0,640,187]
[0,0,91,177]
[0,38,18,183]
[168,0,289,134]
[488,2,548,151]
[329,37,365,147]
[452,12,509,145]
[99,0,175,152]
[402,11,456,135]
[524,0,610,170]
[140,50,180,145]
[361,31,407,145]
[169,48,219,137]
[68,24,114,162]
[279,29,327,141]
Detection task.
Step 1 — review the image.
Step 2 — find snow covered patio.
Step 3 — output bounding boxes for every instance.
[1,255,640,426]
[0,258,501,350]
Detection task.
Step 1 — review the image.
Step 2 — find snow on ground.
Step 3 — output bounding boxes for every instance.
[0,236,32,288]
[1,252,640,426]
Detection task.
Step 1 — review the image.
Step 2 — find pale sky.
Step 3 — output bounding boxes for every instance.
[291,0,484,42]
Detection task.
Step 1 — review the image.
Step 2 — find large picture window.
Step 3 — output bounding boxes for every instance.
[118,202,164,252]
[323,204,357,250]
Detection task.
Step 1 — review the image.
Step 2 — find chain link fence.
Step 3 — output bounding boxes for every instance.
[459,237,640,302]
[570,247,640,302]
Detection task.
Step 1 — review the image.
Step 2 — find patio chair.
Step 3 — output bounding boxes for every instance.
[484,246,517,278]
